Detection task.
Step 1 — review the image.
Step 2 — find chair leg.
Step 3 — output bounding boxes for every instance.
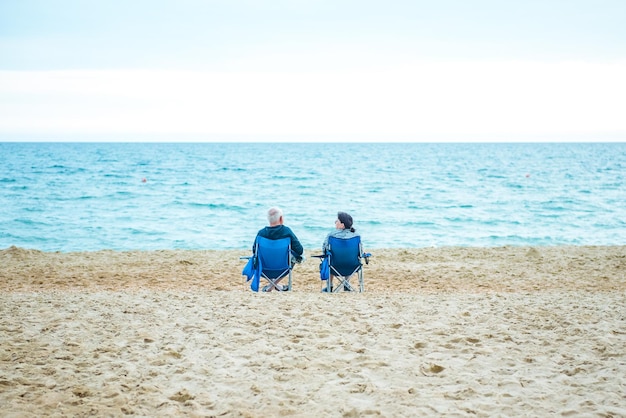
[332,277,341,292]
[333,276,348,292]
[262,278,280,292]
[323,275,364,293]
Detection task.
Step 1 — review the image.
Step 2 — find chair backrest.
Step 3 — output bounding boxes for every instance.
[328,236,362,277]
[256,236,291,279]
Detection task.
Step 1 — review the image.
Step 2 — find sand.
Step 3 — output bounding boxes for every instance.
[1,245,625,417]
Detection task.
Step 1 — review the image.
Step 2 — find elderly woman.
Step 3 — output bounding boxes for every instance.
[322,211,360,254]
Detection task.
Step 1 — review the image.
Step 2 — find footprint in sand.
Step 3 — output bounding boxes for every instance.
[169,389,194,402]
[420,363,445,376]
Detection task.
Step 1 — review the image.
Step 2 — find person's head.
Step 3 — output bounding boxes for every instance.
[336,211,355,232]
[267,207,284,226]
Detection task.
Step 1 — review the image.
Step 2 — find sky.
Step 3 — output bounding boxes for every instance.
[1,0,625,142]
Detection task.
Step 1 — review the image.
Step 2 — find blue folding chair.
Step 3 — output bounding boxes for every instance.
[316,236,370,293]
[241,237,293,292]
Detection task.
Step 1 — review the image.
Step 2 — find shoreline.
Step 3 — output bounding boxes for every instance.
[1,245,624,293]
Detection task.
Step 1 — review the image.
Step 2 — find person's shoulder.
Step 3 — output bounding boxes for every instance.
[282,225,296,234]
[287,226,303,241]
[336,229,360,239]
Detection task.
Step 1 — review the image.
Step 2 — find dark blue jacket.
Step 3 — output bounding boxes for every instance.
[253,225,304,259]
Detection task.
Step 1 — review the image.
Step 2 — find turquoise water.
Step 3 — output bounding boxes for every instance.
[1,142,624,252]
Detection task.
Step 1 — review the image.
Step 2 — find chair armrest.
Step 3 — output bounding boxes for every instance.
[311,254,326,259]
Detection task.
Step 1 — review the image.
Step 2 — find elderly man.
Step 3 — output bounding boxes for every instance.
[253,207,304,291]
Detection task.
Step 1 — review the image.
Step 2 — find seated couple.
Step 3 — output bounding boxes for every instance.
[252,207,360,292]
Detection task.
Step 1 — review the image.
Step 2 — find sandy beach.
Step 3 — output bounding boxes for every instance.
[1,245,625,417]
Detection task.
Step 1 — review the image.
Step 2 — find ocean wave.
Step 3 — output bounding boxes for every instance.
[2,142,625,251]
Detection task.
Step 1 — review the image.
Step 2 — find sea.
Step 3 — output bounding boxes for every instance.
[1,142,624,252]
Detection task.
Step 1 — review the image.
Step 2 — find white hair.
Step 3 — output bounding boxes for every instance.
[267,207,283,224]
